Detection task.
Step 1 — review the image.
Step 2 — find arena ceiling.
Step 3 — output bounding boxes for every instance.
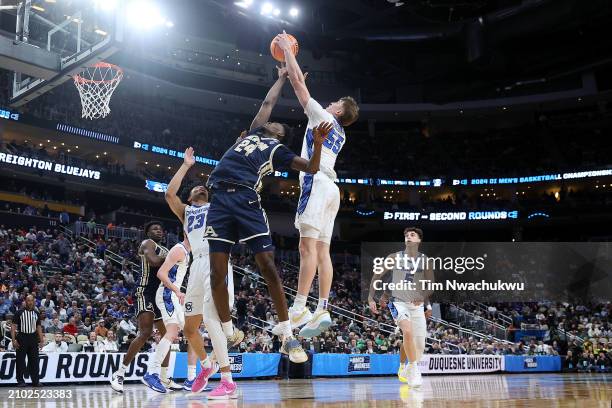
[173,0,612,102]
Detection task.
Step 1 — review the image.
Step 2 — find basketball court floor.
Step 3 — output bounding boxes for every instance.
[1,374,610,407]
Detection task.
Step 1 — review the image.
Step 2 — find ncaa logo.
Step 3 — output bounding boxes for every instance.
[185,302,192,312]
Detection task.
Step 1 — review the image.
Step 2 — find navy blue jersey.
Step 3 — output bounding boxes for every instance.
[208,128,297,192]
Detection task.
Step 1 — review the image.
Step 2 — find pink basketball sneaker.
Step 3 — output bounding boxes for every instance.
[191,362,219,393]
[208,378,238,400]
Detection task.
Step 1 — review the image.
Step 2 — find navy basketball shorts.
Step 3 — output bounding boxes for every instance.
[134,286,162,320]
[205,184,275,254]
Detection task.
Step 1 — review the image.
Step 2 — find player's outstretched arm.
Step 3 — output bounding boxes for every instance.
[250,64,288,131]
[274,30,310,109]
[290,122,333,173]
[139,239,165,267]
[157,245,186,303]
[165,147,194,222]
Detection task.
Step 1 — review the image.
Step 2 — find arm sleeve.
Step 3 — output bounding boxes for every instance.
[271,144,297,170]
[304,98,331,125]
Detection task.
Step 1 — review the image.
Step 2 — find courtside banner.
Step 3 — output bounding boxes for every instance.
[0,352,175,384]
[312,354,504,376]
[173,353,280,379]
[419,355,504,374]
[504,355,561,372]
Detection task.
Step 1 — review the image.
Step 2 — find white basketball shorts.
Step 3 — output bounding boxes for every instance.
[388,301,427,336]
[155,285,185,329]
[185,252,235,317]
[295,172,340,244]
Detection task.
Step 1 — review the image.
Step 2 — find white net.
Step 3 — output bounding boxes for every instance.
[73,62,123,120]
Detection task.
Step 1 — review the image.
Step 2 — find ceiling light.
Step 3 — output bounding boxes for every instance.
[235,0,253,8]
[261,3,273,15]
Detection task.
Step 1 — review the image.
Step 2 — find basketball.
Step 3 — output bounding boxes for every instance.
[270,33,299,62]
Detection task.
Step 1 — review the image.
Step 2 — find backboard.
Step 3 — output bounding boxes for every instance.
[0,0,124,107]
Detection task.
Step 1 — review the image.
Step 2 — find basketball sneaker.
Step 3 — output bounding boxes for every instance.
[299,309,332,338]
[406,362,423,387]
[191,361,219,393]
[183,379,211,392]
[227,328,245,349]
[183,379,194,391]
[398,363,408,383]
[208,378,238,400]
[142,372,166,393]
[161,377,183,391]
[272,307,312,336]
[110,371,124,393]
[281,336,308,363]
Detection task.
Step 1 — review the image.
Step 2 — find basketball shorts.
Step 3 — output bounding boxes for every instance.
[155,286,185,329]
[388,301,427,335]
[205,184,274,253]
[184,251,235,317]
[295,172,340,244]
[134,286,162,320]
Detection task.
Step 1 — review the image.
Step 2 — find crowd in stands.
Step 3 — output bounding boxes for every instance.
[1,223,610,374]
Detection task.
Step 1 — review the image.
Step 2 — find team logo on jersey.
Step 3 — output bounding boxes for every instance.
[203,226,218,237]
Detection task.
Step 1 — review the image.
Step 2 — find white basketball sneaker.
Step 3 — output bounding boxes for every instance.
[272,307,312,336]
[299,309,332,338]
[110,371,124,393]
[406,362,423,388]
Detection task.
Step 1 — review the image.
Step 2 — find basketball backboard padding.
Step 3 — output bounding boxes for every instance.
[0,37,60,79]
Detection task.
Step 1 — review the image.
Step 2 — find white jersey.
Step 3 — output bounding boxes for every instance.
[159,243,190,290]
[388,250,427,303]
[184,203,210,256]
[300,98,346,180]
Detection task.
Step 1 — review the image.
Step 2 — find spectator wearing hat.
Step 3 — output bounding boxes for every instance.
[95,320,109,338]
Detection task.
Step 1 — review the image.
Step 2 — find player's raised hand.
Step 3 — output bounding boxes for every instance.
[313,122,334,146]
[274,30,293,51]
[184,147,195,167]
[276,63,288,79]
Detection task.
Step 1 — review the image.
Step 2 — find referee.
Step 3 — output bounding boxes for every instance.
[10,295,44,387]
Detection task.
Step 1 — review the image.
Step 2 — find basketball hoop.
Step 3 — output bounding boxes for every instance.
[73,62,123,120]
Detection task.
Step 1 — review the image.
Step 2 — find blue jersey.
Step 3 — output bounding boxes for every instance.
[207,128,297,192]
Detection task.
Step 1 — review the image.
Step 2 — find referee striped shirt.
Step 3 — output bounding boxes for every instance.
[14,308,41,334]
